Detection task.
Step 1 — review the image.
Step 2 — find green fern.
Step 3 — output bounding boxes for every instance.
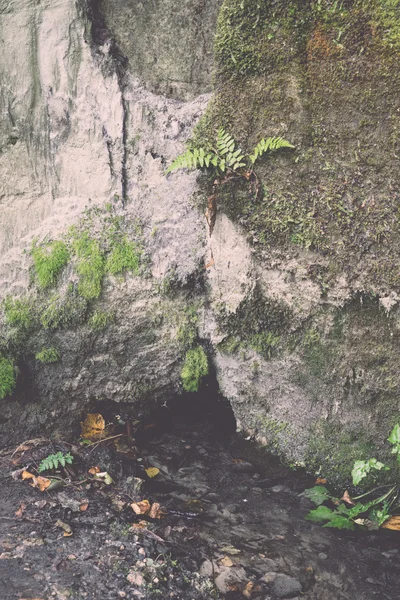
[248,137,295,164]
[166,128,293,176]
[38,451,74,473]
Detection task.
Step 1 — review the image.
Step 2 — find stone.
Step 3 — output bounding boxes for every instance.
[272,574,302,599]
[214,567,247,594]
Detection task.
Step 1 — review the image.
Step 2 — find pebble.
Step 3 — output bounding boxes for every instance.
[318,552,328,560]
[272,573,302,598]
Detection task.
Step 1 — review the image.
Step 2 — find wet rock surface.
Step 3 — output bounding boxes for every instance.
[0,396,399,599]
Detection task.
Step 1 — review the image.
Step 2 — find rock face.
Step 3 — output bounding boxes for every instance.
[1,0,399,483]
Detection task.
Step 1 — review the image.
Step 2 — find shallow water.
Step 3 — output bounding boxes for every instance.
[0,393,399,599]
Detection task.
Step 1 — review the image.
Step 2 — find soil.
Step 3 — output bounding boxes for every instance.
[0,394,399,600]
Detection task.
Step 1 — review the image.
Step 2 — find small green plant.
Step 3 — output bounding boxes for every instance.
[388,423,400,462]
[35,347,60,364]
[166,128,294,177]
[38,451,74,473]
[88,310,113,331]
[106,237,141,275]
[351,458,388,486]
[0,357,16,400]
[303,423,400,530]
[181,346,208,392]
[31,240,69,288]
[3,296,33,330]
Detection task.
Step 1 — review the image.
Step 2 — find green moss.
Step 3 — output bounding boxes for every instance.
[181,346,208,392]
[40,288,87,330]
[31,240,69,289]
[88,310,113,331]
[0,357,16,400]
[35,347,60,364]
[248,332,280,358]
[177,305,198,349]
[3,296,33,330]
[106,237,141,276]
[72,232,105,300]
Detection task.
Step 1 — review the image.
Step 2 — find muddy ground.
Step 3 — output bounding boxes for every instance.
[0,395,399,600]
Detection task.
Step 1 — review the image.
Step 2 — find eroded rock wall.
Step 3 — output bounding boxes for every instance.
[0,0,399,484]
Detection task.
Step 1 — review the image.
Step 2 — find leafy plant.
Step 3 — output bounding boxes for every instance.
[166,128,293,177]
[35,347,60,364]
[303,423,400,531]
[351,458,388,486]
[181,346,208,392]
[31,240,69,289]
[38,451,74,473]
[388,423,400,463]
[0,357,15,400]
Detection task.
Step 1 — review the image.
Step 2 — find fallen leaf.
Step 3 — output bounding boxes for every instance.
[21,470,51,492]
[315,477,328,485]
[131,499,151,515]
[131,520,148,530]
[341,490,355,505]
[243,582,254,598]
[219,556,233,567]
[149,502,162,519]
[88,466,101,475]
[144,423,157,430]
[15,503,26,518]
[56,519,73,536]
[93,471,113,485]
[80,413,105,440]
[79,501,89,512]
[145,467,160,478]
[382,516,400,531]
[204,257,215,269]
[11,467,26,480]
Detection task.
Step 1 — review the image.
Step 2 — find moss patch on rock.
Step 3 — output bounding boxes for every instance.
[0,357,15,400]
[198,0,400,294]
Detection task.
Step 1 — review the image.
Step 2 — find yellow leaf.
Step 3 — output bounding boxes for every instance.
[56,519,73,535]
[145,467,160,478]
[382,516,400,531]
[131,500,151,515]
[219,556,233,567]
[21,470,50,492]
[80,413,105,440]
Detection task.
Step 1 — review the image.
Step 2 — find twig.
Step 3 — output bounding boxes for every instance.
[88,434,123,451]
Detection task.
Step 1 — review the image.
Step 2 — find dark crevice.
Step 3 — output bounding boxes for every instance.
[78,0,129,206]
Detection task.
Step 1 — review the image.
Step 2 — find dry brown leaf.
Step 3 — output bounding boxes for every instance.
[145,467,159,478]
[315,477,327,485]
[149,502,162,519]
[131,499,151,515]
[80,413,106,440]
[88,466,101,475]
[21,470,50,492]
[131,520,148,530]
[382,516,400,531]
[56,519,73,536]
[243,582,254,598]
[204,257,215,270]
[341,490,355,505]
[15,503,26,518]
[219,556,233,567]
[79,501,89,512]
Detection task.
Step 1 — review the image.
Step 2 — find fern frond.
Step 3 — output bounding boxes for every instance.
[166,148,215,174]
[249,137,295,164]
[38,451,74,473]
